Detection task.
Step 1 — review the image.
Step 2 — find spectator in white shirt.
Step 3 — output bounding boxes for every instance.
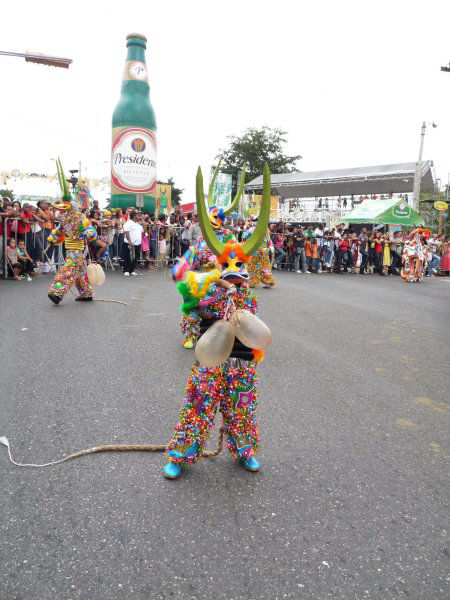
[122,211,143,276]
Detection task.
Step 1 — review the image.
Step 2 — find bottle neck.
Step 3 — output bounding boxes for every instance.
[126,44,146,62]
[121,41,149,86]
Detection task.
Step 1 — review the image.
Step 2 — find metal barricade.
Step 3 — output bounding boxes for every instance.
[143,225,188,269]
[2,218,19,279]
[1,217,66,279]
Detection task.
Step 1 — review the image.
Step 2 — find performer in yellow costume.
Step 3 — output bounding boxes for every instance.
[48,158,98,305]
[244,224,275,288]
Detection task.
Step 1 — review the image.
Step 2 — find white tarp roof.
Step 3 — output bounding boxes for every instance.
[245,161,435,199]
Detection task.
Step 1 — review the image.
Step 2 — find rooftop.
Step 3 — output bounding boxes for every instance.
[245,161,435,198]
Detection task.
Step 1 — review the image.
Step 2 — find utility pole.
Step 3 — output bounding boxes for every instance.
[412,121,437,212]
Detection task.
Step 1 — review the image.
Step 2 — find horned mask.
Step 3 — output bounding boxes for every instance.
[51,157,78,212]
[196,162,271,284]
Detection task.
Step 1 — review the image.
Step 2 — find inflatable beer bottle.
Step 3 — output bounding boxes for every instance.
[111,33,157,213]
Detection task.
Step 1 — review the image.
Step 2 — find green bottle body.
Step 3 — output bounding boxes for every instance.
[111,34,157,213]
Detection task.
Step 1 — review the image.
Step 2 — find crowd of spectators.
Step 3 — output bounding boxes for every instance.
[1,195,449,280]
[0,195,204,279]
[259,222,450,277]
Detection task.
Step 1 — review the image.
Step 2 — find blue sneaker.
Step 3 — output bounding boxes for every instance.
[241,456,260,472]
[163,462,182,479]
[168,440,199,461]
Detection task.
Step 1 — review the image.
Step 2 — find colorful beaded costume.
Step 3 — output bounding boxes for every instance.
[401,228,431,283]
[47,159,97,304]
[244,226,275,288]
[164,163,272,479]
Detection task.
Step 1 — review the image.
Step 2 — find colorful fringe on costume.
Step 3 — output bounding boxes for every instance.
[48,204,97,302]
[49,250,93,299]
[180,314,200,346]
[247,248,275,288]
[166,361,259,463]
[166,284,260,464]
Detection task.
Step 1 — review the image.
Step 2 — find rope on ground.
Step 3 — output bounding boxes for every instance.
[94,297,130,306]
[68,287,130,306]
[0,427,224,468]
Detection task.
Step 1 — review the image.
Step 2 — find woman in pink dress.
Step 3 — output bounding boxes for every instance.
[439,234,450,275]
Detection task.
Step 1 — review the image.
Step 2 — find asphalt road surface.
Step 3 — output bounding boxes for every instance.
[1,270,449,600]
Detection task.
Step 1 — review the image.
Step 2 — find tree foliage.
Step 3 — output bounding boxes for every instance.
[216,127,301,194]
[158,177,183,207]
[0,189,14,201]
[419,189,449,231]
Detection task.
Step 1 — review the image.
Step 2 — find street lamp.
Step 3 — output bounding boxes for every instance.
[412,121,437,211]
[0,49,72,68]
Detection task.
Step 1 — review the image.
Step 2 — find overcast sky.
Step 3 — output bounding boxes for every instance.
[1,0,449,204]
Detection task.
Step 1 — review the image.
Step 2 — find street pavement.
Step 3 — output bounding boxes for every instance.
[0,269,449,600]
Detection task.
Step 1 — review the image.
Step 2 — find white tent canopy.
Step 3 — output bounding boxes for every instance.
[245,161,435,199]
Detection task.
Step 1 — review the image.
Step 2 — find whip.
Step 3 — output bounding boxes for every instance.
[0,426,224,468]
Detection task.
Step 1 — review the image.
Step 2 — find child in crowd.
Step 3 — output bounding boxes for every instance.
[310,238,321,273]
[304,238,312,272]
[6,238,35,281]
[351,233,359,273]
[141,217,151,269]
[157,226,167,268]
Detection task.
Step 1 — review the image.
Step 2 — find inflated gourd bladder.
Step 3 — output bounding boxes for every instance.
[231,309,272,350]
[87,263,105,286]
[195,319,236,367]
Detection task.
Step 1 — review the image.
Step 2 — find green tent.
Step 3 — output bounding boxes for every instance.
[343,198,422,226]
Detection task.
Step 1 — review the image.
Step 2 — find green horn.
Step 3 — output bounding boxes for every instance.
[56,158,64,195]
[224,163,246,216]
[207,159,222,207]
[242,162,271,257]
[57,157,71,199]
[196,167,225,258]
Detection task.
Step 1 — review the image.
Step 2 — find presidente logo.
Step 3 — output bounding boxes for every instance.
[131,138,146,152]
[112,127,157,193]
[393,201,410,217]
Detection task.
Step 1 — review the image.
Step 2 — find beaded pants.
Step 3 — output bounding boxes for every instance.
[166,359,259,464]
[248,249,275,288]
[180,314,200,346]
[49,250,93,300]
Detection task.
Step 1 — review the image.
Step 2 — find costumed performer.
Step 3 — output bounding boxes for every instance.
[163,164,272,480]
[48,158,98,304]
[172,162,247,349]
[401,228,430,283]
[243,219,275,288]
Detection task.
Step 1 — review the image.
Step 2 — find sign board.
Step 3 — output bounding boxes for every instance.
[249,194,278,219]
[155,183,172,215]
[210,172,232,209]
[434,200,448,211]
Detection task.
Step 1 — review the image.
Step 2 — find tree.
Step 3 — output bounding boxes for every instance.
[216,126,301,194]
[419,188,449,232]
[157,177,183,207]
[0,189,14,201]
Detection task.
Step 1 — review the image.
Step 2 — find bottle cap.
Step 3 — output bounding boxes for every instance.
[126,33,147,42]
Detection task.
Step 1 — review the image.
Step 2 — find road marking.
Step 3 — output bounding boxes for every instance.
[396,417,419,430]
[429,442,441,454]
[414,397,450,415]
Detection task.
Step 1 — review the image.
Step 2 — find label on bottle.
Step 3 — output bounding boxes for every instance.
[111,126,156,193]
[122,61,148,82]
